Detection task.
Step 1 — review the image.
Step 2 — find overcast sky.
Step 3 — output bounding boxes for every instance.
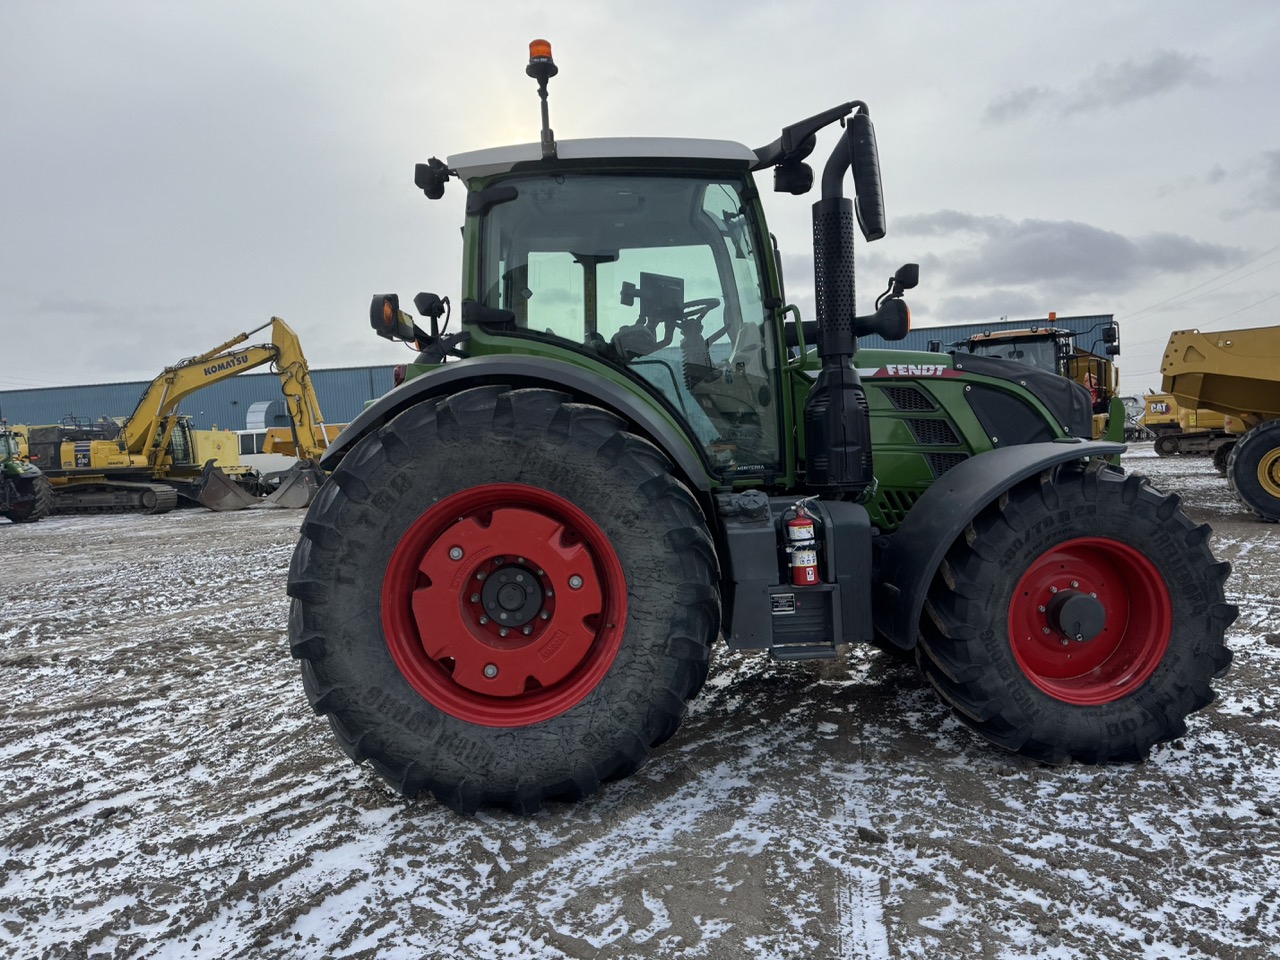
[2,0,1278,402]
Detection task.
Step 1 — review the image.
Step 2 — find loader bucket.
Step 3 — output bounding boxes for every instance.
[195,460,261,512]
[263,460,326,508]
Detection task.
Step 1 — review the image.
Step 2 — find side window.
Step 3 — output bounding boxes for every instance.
[524,252,583,339]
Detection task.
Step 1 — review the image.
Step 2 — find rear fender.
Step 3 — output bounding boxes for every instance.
[321,355,715,491]
[874,439,1125,650]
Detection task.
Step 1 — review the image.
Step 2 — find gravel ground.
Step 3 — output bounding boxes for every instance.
[1,445,1277,959]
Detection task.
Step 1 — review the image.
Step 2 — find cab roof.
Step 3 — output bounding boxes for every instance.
[447,137,758,182]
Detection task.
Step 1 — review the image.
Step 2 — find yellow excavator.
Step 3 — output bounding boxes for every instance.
[27,317,330,514]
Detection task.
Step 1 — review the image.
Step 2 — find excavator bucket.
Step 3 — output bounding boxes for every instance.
[263,460,326,508]
[195,460,261,512]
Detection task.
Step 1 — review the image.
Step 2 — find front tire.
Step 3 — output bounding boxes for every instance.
[1226,420,1280,522]
[916,462,1235,763]
[287,386,719,812]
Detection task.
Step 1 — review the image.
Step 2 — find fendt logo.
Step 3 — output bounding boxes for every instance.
[878,364,957,377]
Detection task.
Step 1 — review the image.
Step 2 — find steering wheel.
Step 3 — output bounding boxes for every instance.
[680,298,721,327]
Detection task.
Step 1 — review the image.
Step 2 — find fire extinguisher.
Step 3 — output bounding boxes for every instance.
[785,502,821,586]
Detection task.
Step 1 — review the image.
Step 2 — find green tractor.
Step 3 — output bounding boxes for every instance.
[1,421,53,524]
[287,42,1236,813]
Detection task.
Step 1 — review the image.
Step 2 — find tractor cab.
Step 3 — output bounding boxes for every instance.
[457,151,781,474]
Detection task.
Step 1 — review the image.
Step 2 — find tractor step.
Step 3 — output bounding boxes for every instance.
[770,643,840,662]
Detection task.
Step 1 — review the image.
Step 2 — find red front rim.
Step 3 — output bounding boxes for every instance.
[381,483,627,726]
[1008,536,1171,705]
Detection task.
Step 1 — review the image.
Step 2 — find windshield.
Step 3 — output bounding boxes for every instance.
[479,173,780,475]
[968,337,1061,373]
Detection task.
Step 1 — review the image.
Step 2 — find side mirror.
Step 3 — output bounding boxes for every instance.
[1103,322,1118,343]
[848,113,885,242]
[370,293,418,343]
[854,298,910,341]
[413,292,450,340]
[893,263,919,290]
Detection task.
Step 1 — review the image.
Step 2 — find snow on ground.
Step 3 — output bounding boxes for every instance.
[2,446,1278,959]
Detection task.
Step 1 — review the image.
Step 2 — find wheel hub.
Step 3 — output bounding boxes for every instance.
[1046,589,1106,642]
[475,559,549,633]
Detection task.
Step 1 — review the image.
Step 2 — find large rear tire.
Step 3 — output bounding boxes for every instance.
[287,386,719,812]
[4,476,53,523]
[916,462,1235,763]
[1226,419,1280,522]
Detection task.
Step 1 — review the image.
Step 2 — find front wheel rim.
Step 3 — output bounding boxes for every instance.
[1257,446,1280,498]
[1008,536,1171,705]
[382,483,627,727]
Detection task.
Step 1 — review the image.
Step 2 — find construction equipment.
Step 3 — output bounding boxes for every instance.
[1,420,52,523]
[29,317,330,514]
[948,319,1124,440]
[1140,391,1234,459]
[1162,325,1280,521]
[285,43,1236,813]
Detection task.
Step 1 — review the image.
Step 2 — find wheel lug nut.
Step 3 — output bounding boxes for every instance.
[470,594,480,603]
[522,625,533,636]
[499,627,509,637]
[569,575,584,590]
[448,546,464,561]
[475,571,487,581]
[1060,638,1070,646]
[1042,627,1052,635]
[484,664,498,678]
[479,615,489,625]
[1049,586,1058,594]
[540,610,550,620]
[1071,580,1079,588]
[1037,605,1046,613]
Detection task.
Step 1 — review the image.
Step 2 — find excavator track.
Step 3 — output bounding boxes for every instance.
[51,482,180,516]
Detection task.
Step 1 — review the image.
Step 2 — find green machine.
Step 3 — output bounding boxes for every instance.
[1,421,52,524]
[286,41,1236,812]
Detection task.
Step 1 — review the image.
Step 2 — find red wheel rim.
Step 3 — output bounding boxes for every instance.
[1007,536,1171,705]
[382,483,627,726]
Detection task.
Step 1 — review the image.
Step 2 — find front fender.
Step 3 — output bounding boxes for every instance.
[874,439,1125,650]
[321,355,716,491]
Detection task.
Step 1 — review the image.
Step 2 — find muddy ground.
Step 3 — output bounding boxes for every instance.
[1,446,1278,959]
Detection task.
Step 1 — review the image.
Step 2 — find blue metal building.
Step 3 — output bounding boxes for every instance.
[0,366,398,432]
[859,313,1117,355]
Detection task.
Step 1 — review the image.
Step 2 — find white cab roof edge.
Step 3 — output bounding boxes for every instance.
[447,137,756,182]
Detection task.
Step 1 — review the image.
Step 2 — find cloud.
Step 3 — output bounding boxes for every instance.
[984,86,1055,124]
[895,210,1240,291]
[1065,50,1211,113]
[985,50,1212,123]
